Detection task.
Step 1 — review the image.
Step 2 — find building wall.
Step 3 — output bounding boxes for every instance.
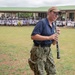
[66,11,75,21]
[0,10,75,21]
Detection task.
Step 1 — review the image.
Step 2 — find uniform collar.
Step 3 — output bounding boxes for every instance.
[46,18,54,28]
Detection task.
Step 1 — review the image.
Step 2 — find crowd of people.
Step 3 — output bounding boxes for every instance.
[0,18,39,26]
[0,18,75,27]
[56,20,75,27]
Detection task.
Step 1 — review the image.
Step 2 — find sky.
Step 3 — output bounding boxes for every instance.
[0,0,75,7]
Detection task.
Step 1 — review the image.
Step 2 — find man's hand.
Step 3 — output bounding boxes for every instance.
[49,33,58,41]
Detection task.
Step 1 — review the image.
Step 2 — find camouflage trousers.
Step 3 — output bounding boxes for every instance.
[28,45,56,75]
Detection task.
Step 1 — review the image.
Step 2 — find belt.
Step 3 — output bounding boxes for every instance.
[34,44,51,47]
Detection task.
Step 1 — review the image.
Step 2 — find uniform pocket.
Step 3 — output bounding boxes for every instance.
[36,47,44,59]
[30,47,38,61]
[28,58,36,71]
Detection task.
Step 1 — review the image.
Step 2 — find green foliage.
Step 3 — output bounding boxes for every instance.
[17,13,33,18]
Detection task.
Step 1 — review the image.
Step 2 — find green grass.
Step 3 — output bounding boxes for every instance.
[0,26,75,75]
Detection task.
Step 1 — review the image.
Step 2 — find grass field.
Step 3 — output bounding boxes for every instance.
[0,26,75,75]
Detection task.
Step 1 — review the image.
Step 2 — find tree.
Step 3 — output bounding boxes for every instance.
[17,13,33,18]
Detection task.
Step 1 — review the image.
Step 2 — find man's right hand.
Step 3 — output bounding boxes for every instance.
[49,33,58,41]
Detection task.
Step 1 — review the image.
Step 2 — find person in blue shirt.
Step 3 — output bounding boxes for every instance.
[28,6,60,75]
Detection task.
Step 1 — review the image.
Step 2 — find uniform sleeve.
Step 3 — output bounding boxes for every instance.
[31,21,43,36]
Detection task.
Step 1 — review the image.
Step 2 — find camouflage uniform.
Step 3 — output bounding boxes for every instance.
[28,45,56,75]
[28,6,60,75]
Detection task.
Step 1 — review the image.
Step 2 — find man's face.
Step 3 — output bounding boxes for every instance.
[49,11,59,21]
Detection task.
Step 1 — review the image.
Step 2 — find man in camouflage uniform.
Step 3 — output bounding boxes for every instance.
[28,6,60,75]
